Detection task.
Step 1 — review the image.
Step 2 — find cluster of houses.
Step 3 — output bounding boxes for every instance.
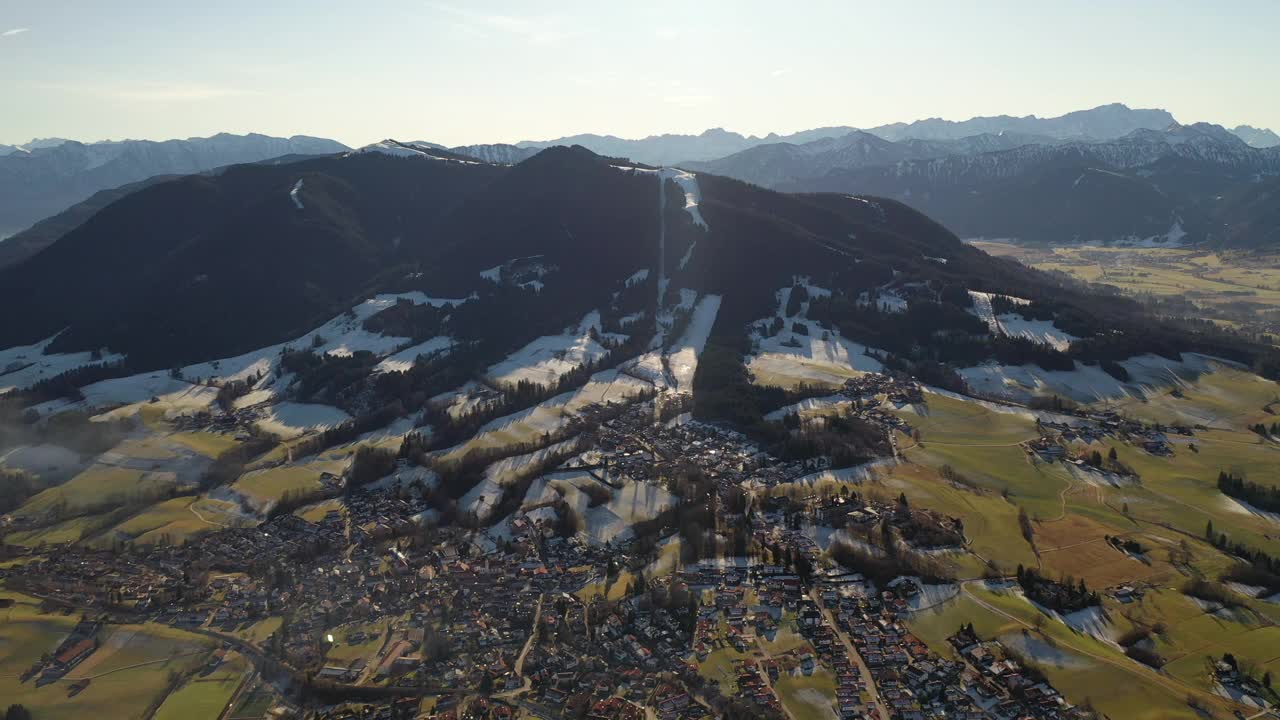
[841,374,925,408]
[1026,410,1196,465]
[2,392,1105,720]
[948,627,1088,719]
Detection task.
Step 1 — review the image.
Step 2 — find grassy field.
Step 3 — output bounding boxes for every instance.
[5,514,105,546]
[324,617,395,663]
[152,653,248,720]
[872,374,1280,717]
[231,457,345,509]
[101,496,223,546]
[0,591,214,720]
[17,465,170,517]
[907,582,1233,720]
[231,616,282,645]
[974,243,1280,317]
[697,645,750,694]
[881,372,1280,588]
[1106,368,1280,433]
[872,463,1039,574]
[773,668,837,720]
[167,431,241,459]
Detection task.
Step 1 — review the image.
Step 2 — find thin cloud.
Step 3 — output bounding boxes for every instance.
[770,68,791,78]
[430,4,579,45]
[2,27,31,37]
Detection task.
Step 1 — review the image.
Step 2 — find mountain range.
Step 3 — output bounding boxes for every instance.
[512,104,1277,167]
[688,121,1280,246]
[0,133,350,239]
[1,104,1277,259]
[1,140,1273,409]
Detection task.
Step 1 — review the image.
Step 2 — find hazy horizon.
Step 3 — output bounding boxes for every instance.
[0,100,1253,149]
[3,0,1279,147]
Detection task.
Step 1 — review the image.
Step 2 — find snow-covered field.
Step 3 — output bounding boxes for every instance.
[789,459,898,488]
[1219,495,1280,526]
[351,140,480,164]
[998,632,1091,669]
[517,470,677,544]
[431,381,502,420]
[995,314,1078,351]
[775,279,832,320]
[459,437,583,521]
[181,291,468,386]
[0,335,125,394]
[746,281,883,388]
[17,291,472,423]
[764,395,851,421]
[255,402,352,440]
[858,289,906,313]
[486,311,624,388]
[748,331,884,389]
[441,369,652,462]
[967,291,1077,351]
[30,372,221,420]
[961,352,1222,404]
[657,168,707,229]
[375,336,454,374]
[666,295,721,392]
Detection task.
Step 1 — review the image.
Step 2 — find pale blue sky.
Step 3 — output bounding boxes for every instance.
[2,0,1276,147]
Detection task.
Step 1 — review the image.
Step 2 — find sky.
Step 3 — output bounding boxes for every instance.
[2,0,1278,147]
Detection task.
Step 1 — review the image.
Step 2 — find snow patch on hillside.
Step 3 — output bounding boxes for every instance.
[968,290,1026,330]
[677,240,697,270]
[0,335,125,394]
[996,314,1078,351]
[858,290,906,313]
[256,402,351,440]
[791,460,897,487]
[764,395,851,421]
[959,353,1220,404]
[521,471,678,544]
[657,168,708,229]
[351,140,480,164]
[748,328,885,389]
[375,336,454,374]
[667,295,721,392]
[486,311,625,388]
[22,290,473,422]
[1219,495,1280,526]
[460,437,583,522]
[625,268,650,287]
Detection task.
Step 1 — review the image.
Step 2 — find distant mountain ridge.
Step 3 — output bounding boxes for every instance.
[511,104,1198,166]
[1232,125,1280,148]
[864,103,1178,142]
[0,132,349,237]
[515,126,860,165]
[773,123,1280,246]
